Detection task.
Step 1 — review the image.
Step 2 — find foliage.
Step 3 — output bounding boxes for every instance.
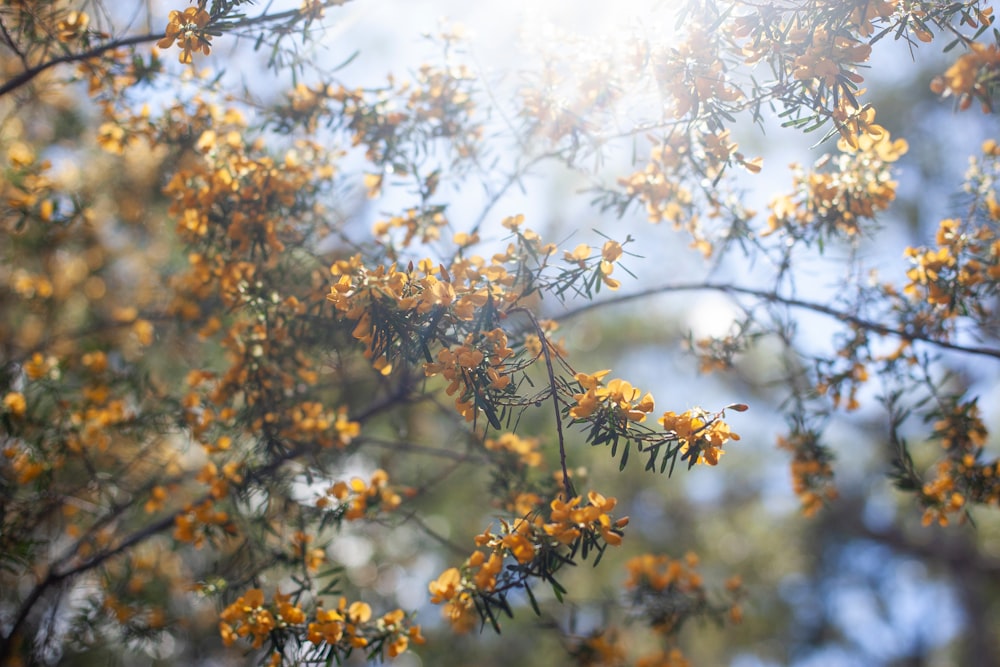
[2,0,1000,665]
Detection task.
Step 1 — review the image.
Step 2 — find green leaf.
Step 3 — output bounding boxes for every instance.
[619,441,630,471]
[524,583,541,616]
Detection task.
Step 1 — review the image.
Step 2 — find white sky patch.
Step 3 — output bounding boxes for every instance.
[321,0,683,78]
[684,291,742,339]
[329,532,375,568]
[509,0,676,41]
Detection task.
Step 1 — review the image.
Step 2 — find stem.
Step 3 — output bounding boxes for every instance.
[512,307,574,498]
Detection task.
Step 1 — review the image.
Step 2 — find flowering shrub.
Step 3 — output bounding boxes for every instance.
[3,1,1000,665]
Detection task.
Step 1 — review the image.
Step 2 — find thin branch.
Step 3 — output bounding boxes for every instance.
[0,507,178,661]
[404,511,469,557]
[0,3,342,98]
[467,151,556,238]
[0,32,163,98]
[359,436,489,463]
[0,16,29,67]
[555,282,1000,361]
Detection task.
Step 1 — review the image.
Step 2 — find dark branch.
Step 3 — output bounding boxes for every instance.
[555,282,1000,361]
[0,3,337,98]
[0,32,164,98]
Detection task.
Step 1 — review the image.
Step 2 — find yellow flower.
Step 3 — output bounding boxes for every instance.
[3,392,26,417]
[24,353,55,380]
[275,590,306,624]
[660,409,738,466]
[569,388,602,419]
[931,42,1000,111]
[158,7,213,64]
[133,319,155,346]
[57,11,89,42]
[601,239,623,263]
[363,172,383,198]
[144,485,168,513]
[564,243,591,266]
[501,533,536,563]
[347,600,372,623]
[542,492,626,547]
[428,567,462,603]
[472,552,503,591]
[575,369,611,390]
[502,213,525,230]
[599,240,624,289]
[300,0,326,19]
[308,607,345,644]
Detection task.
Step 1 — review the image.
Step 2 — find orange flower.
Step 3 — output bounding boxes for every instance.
[428,567,462,603]
[3,392,26,417]
[57,11,89,42]
[158,7,213,64]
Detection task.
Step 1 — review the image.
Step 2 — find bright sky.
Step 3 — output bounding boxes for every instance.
[323,0,678,74]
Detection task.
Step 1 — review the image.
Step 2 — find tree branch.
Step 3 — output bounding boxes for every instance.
[0,3,342,98]
[0,32,164,98]
[555,282,1000,361]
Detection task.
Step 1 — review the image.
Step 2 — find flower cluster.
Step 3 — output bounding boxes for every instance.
[316,469,404,520]
[427,566,478,633]
[765,112,908,240]
[158,6,213,64]
[567,630,627,666]
[219,589,424,660]
[373,206,448,249]
[651,26,743,120]
[327,252,522,381]
[777,429,838,517]
[624,552,744,645]
[195,460,243,500]
[902,198,1000,319]
[484,432,544,469]
[429,491,628,633]
[920,399,1000,526]
[162,106,331,259]
[563,240,626,291]
[617,138,697,230]
[569,370,655,425]
[282,403,361,450]
[659,408,741,467]
[173,499,233,549]
[790,29,871,87]
[894,139,1000,340]
[566,367,744,475]
[325,53,482,173]
[543,491,626,547]
[931,35,1000,112]
[424,329,515,424]
[56,10,89,42]
[692,332,746,374]
[219,588,283,649]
